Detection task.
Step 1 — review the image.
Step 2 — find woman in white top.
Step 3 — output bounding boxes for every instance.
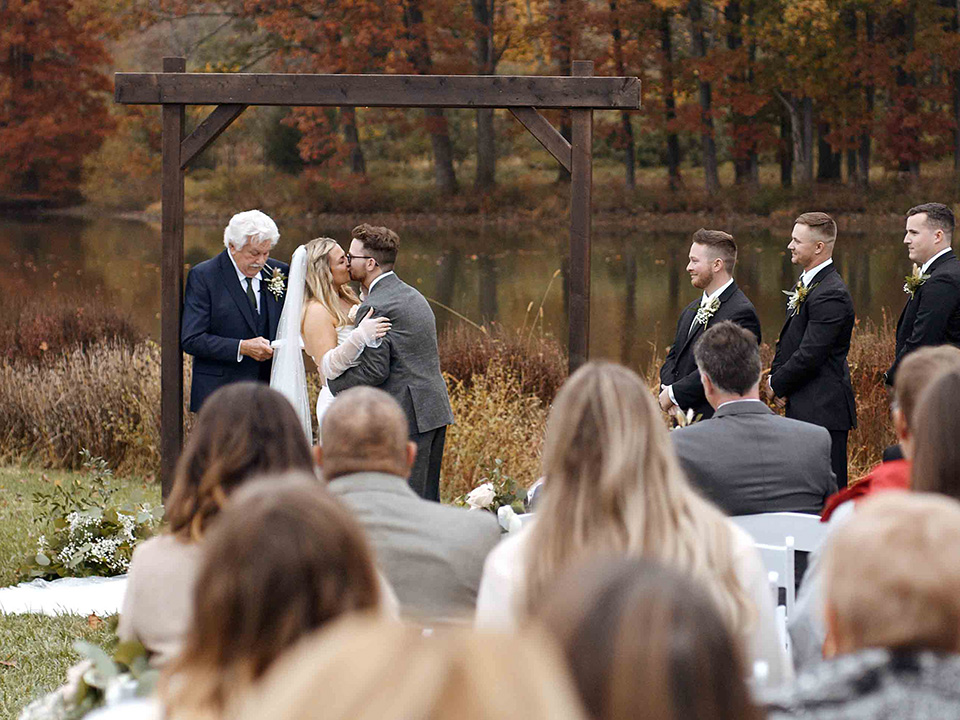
[475,361,792,686]
[270,238,390,442]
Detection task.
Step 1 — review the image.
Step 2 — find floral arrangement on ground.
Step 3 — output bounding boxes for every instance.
[455,458,531,533]
[19,450,161,581]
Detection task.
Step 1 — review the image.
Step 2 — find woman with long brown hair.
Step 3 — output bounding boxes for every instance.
[161,474,382,720]
[269,237,390,442]
[538,557,763,720]
[117,383,316,666]
[475,361,790,684]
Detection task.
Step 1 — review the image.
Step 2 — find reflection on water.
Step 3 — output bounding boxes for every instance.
[1,215,907,369]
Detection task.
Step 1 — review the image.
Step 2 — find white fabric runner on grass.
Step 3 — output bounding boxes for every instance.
[0,576,126,616]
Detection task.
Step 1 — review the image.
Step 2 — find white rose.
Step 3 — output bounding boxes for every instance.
[465,482,496,510]
[497,505,523,533]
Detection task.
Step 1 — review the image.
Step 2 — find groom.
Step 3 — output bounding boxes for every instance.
[181,209,288,412]
[327,224,454,501]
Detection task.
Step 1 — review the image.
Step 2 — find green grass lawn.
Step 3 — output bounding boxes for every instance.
[0,466,160,719]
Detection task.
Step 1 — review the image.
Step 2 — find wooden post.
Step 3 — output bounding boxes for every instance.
[569,60,594,372]
[161,57,185,499]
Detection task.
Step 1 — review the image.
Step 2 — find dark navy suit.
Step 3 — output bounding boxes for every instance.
[181,249,288,412]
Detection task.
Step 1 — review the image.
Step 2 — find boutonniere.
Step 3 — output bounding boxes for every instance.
[693,296,721,327]
[783,281,818,316]
[671,407,702,430]
[265,266,286,300]
[903,264,929,299]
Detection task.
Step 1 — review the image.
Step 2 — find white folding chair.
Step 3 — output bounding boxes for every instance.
[756,538,797,616]
[765,571,790,655]
[732,512,828,553]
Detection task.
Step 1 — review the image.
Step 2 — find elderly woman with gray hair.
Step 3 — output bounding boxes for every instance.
[181,209,288,412]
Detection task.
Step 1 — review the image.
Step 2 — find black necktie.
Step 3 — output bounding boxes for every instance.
[245,278,258,314]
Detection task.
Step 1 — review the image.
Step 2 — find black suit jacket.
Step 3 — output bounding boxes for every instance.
[769,264,857,432]
[181,250,288,412]
[659,280,761,420]
[887,249,960,384]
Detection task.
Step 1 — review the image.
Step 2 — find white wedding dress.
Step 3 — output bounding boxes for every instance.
[270,246,381,444]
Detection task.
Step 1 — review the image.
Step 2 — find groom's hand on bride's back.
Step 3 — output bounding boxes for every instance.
[240,337,274,361]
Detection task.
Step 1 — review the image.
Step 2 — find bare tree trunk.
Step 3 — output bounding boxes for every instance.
[891,5,920,177]
[340,107,366,175]
[403,0,459,194]
[726,1,756,185]
[779,103,793,187]
[473,0,496,190]
[858,9,875,187]
[610,0,635,188]
[817,122,842,181]
[689,0,719,194]
[660,10,682,190]
[776,91,814,185]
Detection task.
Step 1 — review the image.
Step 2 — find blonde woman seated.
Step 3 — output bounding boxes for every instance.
[475,361,792,685]
[269,237,390,442]
[117,383,316,667]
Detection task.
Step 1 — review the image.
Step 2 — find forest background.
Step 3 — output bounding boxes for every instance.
[3,0,960,218]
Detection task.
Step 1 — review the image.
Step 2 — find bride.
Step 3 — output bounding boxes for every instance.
[270,238,390,443]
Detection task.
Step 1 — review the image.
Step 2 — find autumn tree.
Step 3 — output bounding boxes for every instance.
[0,0,115,200]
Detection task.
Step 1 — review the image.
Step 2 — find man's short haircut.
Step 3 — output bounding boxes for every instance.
[352,224,400,267]
[693,321,760,396]
[907,203,955,239]
[894,345,960,428]
[320,387,409,480]
[795,212,837,244]
[823,492,960,653]
[691,228,738,273]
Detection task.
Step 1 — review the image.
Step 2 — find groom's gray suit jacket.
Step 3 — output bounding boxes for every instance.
[327,273,454,436]
[671,400,837,516]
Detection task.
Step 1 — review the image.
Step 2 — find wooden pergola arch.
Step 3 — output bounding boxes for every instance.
[115,57,642,494]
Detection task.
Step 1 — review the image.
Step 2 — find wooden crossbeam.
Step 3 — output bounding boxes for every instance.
[180,104,247,170]
[115,72,641,110]
[509,108,572,171]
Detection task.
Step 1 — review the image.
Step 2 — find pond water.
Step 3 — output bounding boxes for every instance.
[1,214,909,368]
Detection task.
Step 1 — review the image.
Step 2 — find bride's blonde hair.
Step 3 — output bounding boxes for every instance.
[524,361,753,636]
[303,237,360,328]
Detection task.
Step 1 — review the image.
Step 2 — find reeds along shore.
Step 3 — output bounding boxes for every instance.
[0,303,895,493]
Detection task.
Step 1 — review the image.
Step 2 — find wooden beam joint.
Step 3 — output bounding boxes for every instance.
[180,104,247,170]
[510,108,572,172]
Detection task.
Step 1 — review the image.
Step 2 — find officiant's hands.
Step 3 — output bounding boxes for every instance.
[240,337,274,361]
[658,386,675,412]
[764,376,786,408]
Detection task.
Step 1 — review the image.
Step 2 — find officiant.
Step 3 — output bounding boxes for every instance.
[181,209,289,412]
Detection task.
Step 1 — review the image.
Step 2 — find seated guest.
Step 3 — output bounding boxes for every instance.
[672,321,836,516]
[539,558,762,720]
[766,493,960,719]
[476,361,791,685]
[790,348,960,670]
[118,383,315,666]
[160,475,383,719]
[822,345,960,522]
[319,387,501,623]
[237,616,588,720]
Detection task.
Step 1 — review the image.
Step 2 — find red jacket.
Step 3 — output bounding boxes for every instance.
[821,460,911,522]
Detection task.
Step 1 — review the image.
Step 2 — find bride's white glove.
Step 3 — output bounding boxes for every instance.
[320,308,391,382]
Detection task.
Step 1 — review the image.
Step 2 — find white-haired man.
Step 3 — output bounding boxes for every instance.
[182,209,289,412]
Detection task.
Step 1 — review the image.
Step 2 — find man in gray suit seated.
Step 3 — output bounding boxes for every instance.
[319,387,501,624]
[328,224,454,502]
[671,321,837,516]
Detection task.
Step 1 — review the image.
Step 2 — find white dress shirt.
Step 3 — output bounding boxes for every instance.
[800,257,832,287]
[227,251,262,362]
[921,247,952,274]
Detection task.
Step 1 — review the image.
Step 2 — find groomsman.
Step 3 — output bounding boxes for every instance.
[886,203,960,385]
[767,213,857,489]
[659,228,761,421]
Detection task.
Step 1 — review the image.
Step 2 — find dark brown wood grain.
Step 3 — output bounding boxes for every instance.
[180,104,246,170]
[569,61,594,373]
[160,57,185,499]
[509,108,572,171]
[115,72,641,110]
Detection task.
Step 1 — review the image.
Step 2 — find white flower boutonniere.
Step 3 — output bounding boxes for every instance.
[903,264,929,299]
[266,266,286,300]
[783,281,818,316]
[693,296,721,327]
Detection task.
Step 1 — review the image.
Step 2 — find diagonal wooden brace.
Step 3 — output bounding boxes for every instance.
[180,103,247,170]
[510,107,572,172]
